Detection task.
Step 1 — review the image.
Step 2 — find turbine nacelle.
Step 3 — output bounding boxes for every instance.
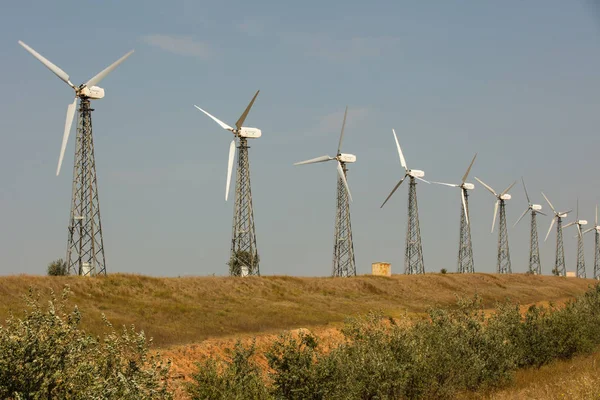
[462,182,475,190]
[338,153,356,163]
[408,169,425,178]
[500,194,512,200]
[531,204,542,211]
[238,127,262,138]
[78,85,105,100]
[558,212,569,218]
[578,220,588,226]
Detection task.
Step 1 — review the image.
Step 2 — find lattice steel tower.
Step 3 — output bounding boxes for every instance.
[381,129,428,275]
[564,199,587,278]
[476,178,516,274]
[583,206,600,279]
[66,99,106,275]
[195,91,262,276]
[17,40,134,276]
[514,178,544,275]
[295,107,356,277]
[433,154,477,273]
[542,192,569,277]
[332,162,356,277]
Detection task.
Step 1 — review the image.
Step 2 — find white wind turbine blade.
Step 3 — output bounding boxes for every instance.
[18,40,75,88]
[56,97,78,176]
[492,200,499,233]
[542,192,556,214]
[235,90,260,130]
[294,155,334,166]
[337,106,348,155]
[336,161,352,202]
[225,140,236,201]
[391,129,407,170]
[194,105,234,131]
[475,177,497,197]
[461,189,469,225]
[514,207,530,227]
[461,153,477,184]
[577,224,582,238]
[545,217,556,242]
[583,227,594,235]
[85,50,134,88]
[501,181,516,196]
[562,222,576,229]
[596,205,598,227]
[432,181,459,187]
[381,175,406,208]
[521,177,531,204]
[415,176,430,184]
[536,211,547,217]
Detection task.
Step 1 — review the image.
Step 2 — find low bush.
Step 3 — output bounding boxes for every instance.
[188,284,600,399]
[0,287,171,399]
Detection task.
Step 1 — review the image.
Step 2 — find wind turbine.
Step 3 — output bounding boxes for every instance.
[542,192,571,277]
[381,129,429,275]
[514,178,545,275]
[583,205,600,280]
[432,154,477,273]
[475,177,516,274]
[563,199,588,278]
[294,107,356,277]
[194,91,261,276]
[18,40,134,276]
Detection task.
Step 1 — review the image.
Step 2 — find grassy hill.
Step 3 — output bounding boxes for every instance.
[0,273,594,348]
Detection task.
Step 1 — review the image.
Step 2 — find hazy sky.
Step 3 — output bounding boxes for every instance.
[2,1,600,277]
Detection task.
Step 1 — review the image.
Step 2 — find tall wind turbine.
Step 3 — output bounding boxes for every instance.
[475,177,516,274]
[514,178,545,275]
[381,129,429,275]
[432,154,477,273]
[18,40,133,276]
[542,192,571,277]
[583,205,600,280]
[564,199,588,278]
[294,107,356,277]
[195,91,261,276]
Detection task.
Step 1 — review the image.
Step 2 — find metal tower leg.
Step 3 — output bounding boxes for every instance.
[66,98,106,276]
[594,232,600,280]
[229,138,259,276]
[497,200,512,274]
[457,189,474,273]
[576,230,586,278]
[529,212,542,274]
[332,162,356,277]
[405,177,425,274]
[554,218,566,276]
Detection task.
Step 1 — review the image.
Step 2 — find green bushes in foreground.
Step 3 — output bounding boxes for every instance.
[0,287,172,400]
[188,285,600,399]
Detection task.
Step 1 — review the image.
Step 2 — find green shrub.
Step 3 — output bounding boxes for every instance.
[47,258,68,276]
[187,284,600,400]
[0,287,171,399]
[187,341,270,400]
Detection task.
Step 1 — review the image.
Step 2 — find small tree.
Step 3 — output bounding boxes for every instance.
[440,268,448,274]
[228,250,260,276]
[47,258,68,276]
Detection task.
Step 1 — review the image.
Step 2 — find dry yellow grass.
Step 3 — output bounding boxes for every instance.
[459,350,600,399]
[0,273,593,348]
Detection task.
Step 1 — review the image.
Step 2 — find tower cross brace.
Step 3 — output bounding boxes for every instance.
[457,189,474,273]
[528,212,542,275]
[576,228,586,278]
[229,137,259,276]
[332,162,356,277]
[405,177,425,274]
[66,98,106,276]
[497,200,512,274]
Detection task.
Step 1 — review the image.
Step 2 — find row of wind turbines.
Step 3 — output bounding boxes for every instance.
[17,39,598,279]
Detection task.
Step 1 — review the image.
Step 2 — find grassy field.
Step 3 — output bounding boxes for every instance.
[0,273,594,348]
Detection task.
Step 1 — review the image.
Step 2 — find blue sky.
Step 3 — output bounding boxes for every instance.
[1,1,600,277]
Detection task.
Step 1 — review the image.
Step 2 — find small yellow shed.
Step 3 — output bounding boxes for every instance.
[372,262,391,277]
